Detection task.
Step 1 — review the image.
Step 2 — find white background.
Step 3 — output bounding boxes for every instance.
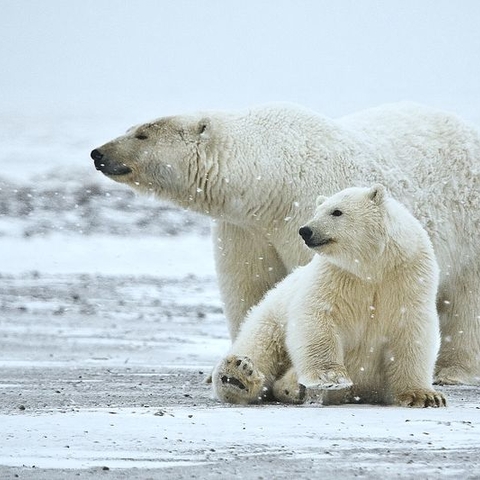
[1,0,479,122]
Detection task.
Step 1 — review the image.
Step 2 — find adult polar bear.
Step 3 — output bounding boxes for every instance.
[91,102,480,385]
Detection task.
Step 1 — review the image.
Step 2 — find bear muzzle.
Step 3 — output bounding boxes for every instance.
[91,149,132,176]
[299,225,332,248]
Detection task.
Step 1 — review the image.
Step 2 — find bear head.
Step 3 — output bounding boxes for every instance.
[299,185,389,274]
[91,115,214,207]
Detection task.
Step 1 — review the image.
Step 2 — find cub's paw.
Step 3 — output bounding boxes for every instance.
[212,355,266,404]
[396,389,447,408]
[434,366,471,385]
[299,365,353,390]
[272,368,306,404]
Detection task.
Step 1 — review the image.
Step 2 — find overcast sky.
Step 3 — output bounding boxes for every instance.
[1,0,479,122]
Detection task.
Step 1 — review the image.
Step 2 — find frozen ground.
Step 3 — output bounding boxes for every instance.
[1,254,480,480]
[0,114,480,480]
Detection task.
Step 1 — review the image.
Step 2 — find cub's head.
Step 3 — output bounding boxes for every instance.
[299,185,388,267]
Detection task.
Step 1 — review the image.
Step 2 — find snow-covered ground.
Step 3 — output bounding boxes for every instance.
[1,259,479,479]
[1,1,480,478]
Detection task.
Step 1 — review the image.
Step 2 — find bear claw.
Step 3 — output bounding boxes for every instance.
[396,389,447,408]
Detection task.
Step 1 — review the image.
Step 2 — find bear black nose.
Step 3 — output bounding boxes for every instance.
[299,226,313,242]
[91,149,103,162]
[91,149,132,176]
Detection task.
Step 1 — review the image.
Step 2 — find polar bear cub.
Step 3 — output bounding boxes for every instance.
[212,185,446,407]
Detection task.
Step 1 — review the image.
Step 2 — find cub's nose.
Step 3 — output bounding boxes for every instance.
[299,226,313,242]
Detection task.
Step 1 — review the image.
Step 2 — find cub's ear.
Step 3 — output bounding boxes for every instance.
[316,195,328,207]
[197,118,211,137]
[368,184,386,205]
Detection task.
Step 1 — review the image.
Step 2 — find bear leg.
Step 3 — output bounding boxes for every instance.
[213,222,288,340]
[435,268,480,385]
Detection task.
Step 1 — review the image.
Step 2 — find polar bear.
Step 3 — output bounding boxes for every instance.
[212,185,446,407]
[91,102,480,385]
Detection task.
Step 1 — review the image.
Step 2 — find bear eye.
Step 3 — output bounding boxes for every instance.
[135,134,148,140]
[331,209,343,217]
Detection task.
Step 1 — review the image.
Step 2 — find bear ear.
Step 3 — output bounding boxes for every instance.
[197,118,211,137]
[315,195,327,207]
[368,184,386,205]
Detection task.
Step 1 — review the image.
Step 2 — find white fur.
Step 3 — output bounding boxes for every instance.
[94,102,480,384]
[212,186,445,407]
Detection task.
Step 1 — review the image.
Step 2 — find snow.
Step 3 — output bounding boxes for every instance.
[1,1,480,477]
[0,404,478,470]
[0,235,215,277]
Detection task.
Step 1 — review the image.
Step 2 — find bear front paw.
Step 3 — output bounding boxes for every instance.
[299,365,353,390]
[396,389,447,408]
[272,368,306,404]
[212,355,266,404]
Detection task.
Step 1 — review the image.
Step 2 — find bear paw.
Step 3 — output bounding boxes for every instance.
[299,365,353,390]
[396,389,447,408]
[434,365,472,385]
[212,355,266,404]
[272,369,306,404]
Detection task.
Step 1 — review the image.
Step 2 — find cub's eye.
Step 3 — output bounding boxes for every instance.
[331,209,343,217]
[135,134,148,140]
